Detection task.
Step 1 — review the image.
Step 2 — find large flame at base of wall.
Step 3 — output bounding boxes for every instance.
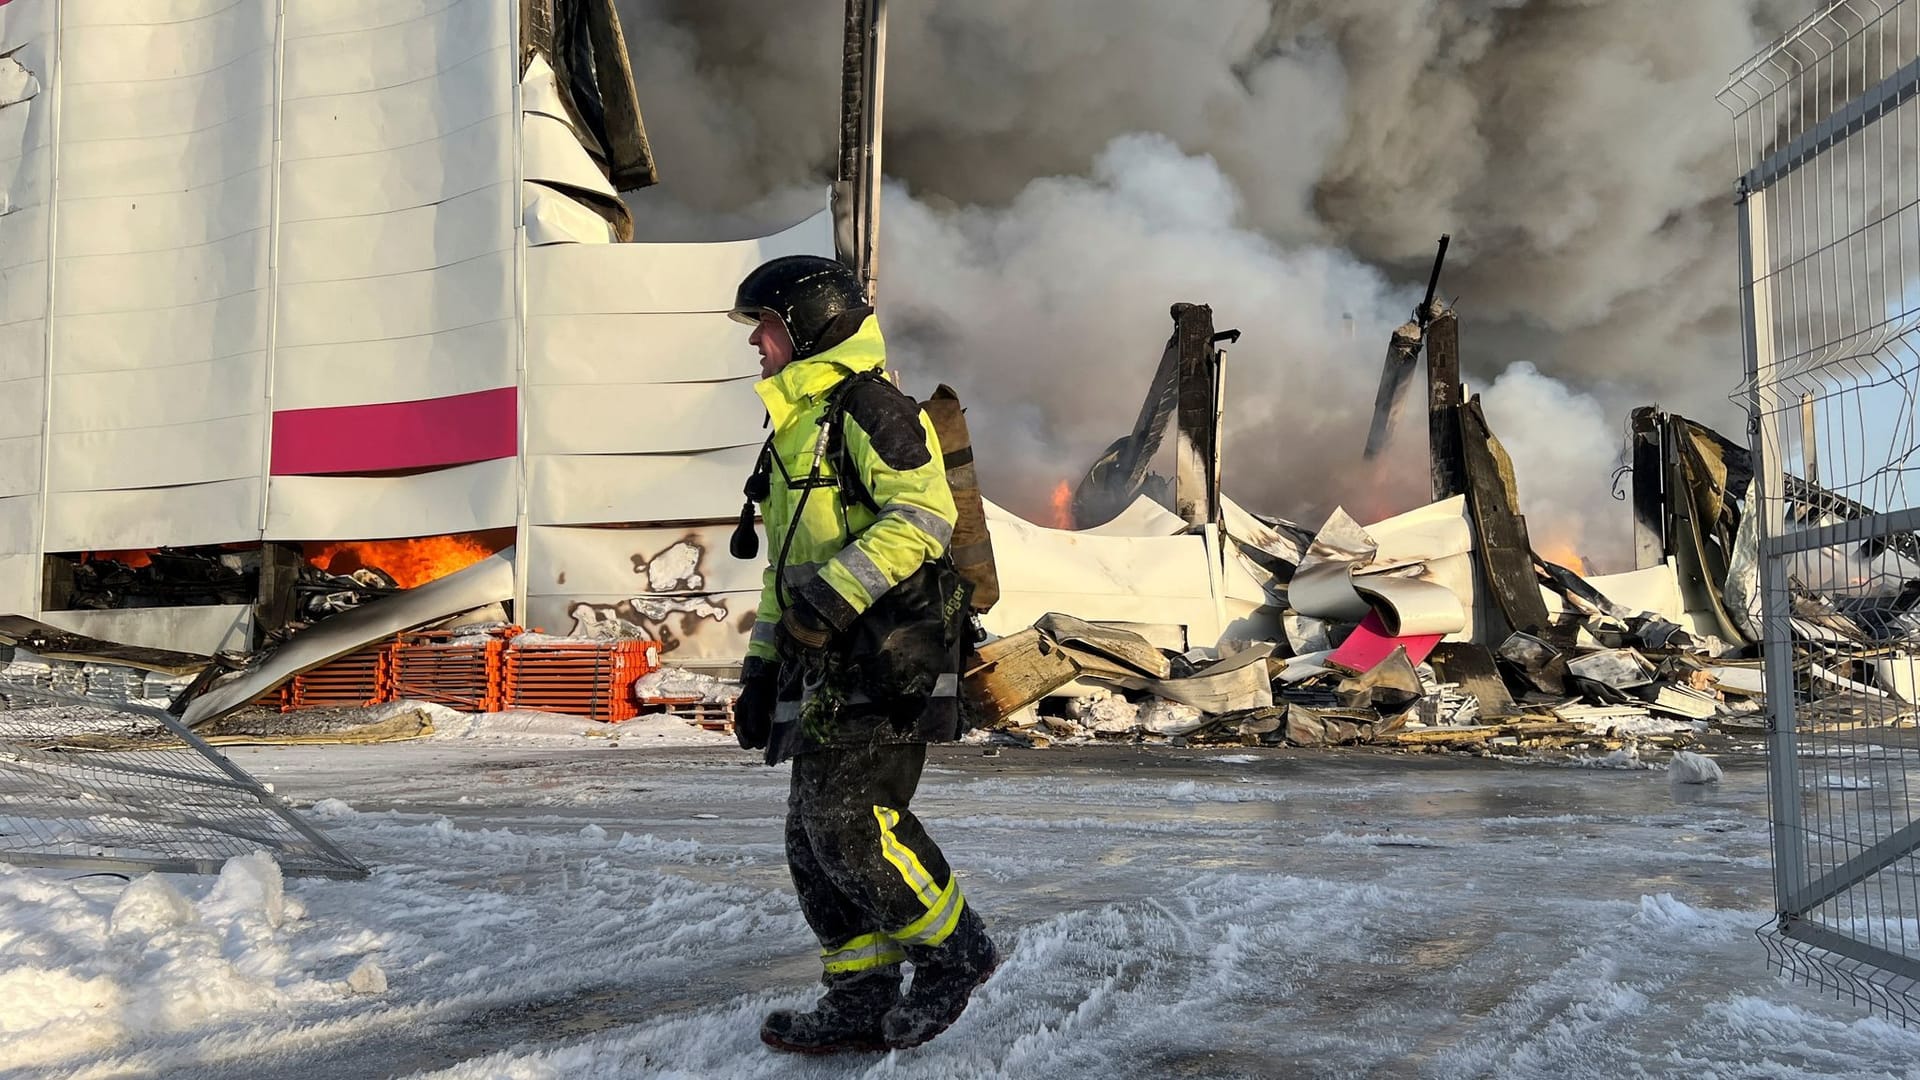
[303,528,515,589]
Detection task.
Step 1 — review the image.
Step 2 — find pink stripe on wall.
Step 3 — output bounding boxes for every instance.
[271,387,518,475]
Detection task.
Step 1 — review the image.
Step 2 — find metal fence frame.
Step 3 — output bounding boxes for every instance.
[0,682,366,880]
[1722,0,1920,1024]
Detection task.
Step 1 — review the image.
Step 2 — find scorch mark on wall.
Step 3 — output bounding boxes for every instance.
[565,537,730,651]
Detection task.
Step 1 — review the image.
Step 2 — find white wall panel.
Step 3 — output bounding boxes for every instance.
[266,458,517,541]
[527,212,834,315]
[528,447,761,526]
[0,4,53,597]
[0,554,35,615]
[278,104,510,221]
[0,434,36,499]
[54,299,269,374]
[269,0,515,465]
[42,478,261,551]
[0,206,49,271]
[0,262,47,325]
[52,354,265,435]
[0,323,40,382]
[284,0,473,38]
[58,52,274,142]
[282,0,504,99]
[57,119,273,200]
[525,313,761,385]
[526,380,766,455]
[54,172,270,258]
[277,181,512,284]
[272,320,515,411]
[0,377,43,440]
[63,1,250,25]
[45,0,275,549]
[0,2,54,50]
[281,46,509,161]
[0,496,37,555]
[51,415,265,491]
[60,8,275,86]
[273,249,513,349]
[54,230,269,316]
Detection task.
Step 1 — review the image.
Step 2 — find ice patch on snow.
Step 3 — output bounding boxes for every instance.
[1822,774,1875,790]
[1667,751,1723,785]
[578,824,608,841]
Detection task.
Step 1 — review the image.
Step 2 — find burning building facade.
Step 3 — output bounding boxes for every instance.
[0,0,829,661]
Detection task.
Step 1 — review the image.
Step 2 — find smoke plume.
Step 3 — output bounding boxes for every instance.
[615,0,1812,568]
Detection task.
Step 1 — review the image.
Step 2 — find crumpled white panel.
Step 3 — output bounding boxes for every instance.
[266,459,518,542]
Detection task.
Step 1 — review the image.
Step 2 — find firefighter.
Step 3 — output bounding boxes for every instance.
[727,255,999,1054]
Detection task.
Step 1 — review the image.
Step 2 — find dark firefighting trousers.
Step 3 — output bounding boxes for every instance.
[786,740,970,976]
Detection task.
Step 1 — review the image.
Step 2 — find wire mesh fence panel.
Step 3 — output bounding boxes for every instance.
[1722,0,1920,1026]
[0,683,366,880]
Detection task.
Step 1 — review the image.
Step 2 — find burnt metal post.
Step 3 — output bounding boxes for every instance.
[1173,303,1222,527]
[1629,406,1666,568]
[833,0,888,304]
[1425,304,1465,502]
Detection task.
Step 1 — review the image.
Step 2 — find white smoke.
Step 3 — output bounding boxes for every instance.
[616,0,1815,568]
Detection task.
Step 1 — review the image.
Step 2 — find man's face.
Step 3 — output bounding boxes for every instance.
[750,313,796,378]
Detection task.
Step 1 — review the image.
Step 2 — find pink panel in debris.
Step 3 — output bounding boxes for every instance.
[271,387,518,475]
[1328,610,1443,673]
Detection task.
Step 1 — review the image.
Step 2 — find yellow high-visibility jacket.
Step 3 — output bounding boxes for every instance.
[747,316,959,663]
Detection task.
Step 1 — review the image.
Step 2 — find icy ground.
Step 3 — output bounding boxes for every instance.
[8,743,1920,1080]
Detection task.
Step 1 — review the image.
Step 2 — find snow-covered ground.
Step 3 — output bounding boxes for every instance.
[7,741,1920,1079]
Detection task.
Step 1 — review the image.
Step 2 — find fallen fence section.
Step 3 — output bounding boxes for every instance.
[1723,0,1920,1026]
[0,683,367,879]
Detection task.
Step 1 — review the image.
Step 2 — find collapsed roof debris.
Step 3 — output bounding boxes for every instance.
[954,301,1918,760]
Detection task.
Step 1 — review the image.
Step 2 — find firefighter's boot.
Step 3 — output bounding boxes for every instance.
[761,967,901,1054]
[882,907,999,1049]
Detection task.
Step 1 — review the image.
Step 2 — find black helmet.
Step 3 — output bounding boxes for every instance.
[730,255,871,361]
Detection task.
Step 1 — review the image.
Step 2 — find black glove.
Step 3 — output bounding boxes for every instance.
[779,599,834,653]
[733,658,778,750]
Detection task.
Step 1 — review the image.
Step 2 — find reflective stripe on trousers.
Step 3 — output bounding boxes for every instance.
[821,931,907,974]
[874,804,967,948]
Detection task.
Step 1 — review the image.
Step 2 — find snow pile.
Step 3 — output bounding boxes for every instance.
[0,854,373,1072]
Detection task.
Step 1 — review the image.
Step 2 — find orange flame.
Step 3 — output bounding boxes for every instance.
[1049,480,1074,530]
[1537,540,1586,573]
[303,529,513,589]
[83,549,156,568]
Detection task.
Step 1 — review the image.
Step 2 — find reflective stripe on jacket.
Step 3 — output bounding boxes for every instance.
[747,316,959,662]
